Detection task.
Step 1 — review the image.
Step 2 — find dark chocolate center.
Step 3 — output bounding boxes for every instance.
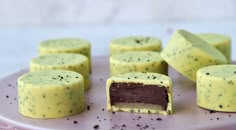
[109,82,169,110]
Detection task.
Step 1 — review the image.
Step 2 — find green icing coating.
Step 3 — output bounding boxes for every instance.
[111,72,171,83]
[31,53,87,67]
[40,38,90,50]
[197,33,231,46]
[109,36,162,56]
[18,70,83,86]
[112,51,162,62]
[111,36,161,47]
[110,51,167,76]
[198,65,236,79]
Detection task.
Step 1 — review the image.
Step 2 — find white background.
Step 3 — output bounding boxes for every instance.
[0,0,235,78]
[0,0,236,26]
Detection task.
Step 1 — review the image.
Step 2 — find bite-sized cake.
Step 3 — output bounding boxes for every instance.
[106,72,173,115]
[38,38,92,73]
[197,65,236,112]
[30,53,90,90]
[109,36,162,56]
[161,30,227,82]
[110,51,167,76]
[18,70,84,118]
[197,33,231,63]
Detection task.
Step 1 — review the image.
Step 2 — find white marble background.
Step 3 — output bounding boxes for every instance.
[0,0,236,26]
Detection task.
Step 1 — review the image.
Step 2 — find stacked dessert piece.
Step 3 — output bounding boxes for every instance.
[18,38,91,118]
[106,31,234,115]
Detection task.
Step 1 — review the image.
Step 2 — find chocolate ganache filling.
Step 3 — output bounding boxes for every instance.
[109,82,169,110]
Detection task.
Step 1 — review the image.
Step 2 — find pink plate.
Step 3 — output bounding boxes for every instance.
[0,56,235,130]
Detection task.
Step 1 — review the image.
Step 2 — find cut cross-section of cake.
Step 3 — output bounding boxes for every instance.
[106,72,173,115]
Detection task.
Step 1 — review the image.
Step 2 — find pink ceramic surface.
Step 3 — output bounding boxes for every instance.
[0,56,235,130]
